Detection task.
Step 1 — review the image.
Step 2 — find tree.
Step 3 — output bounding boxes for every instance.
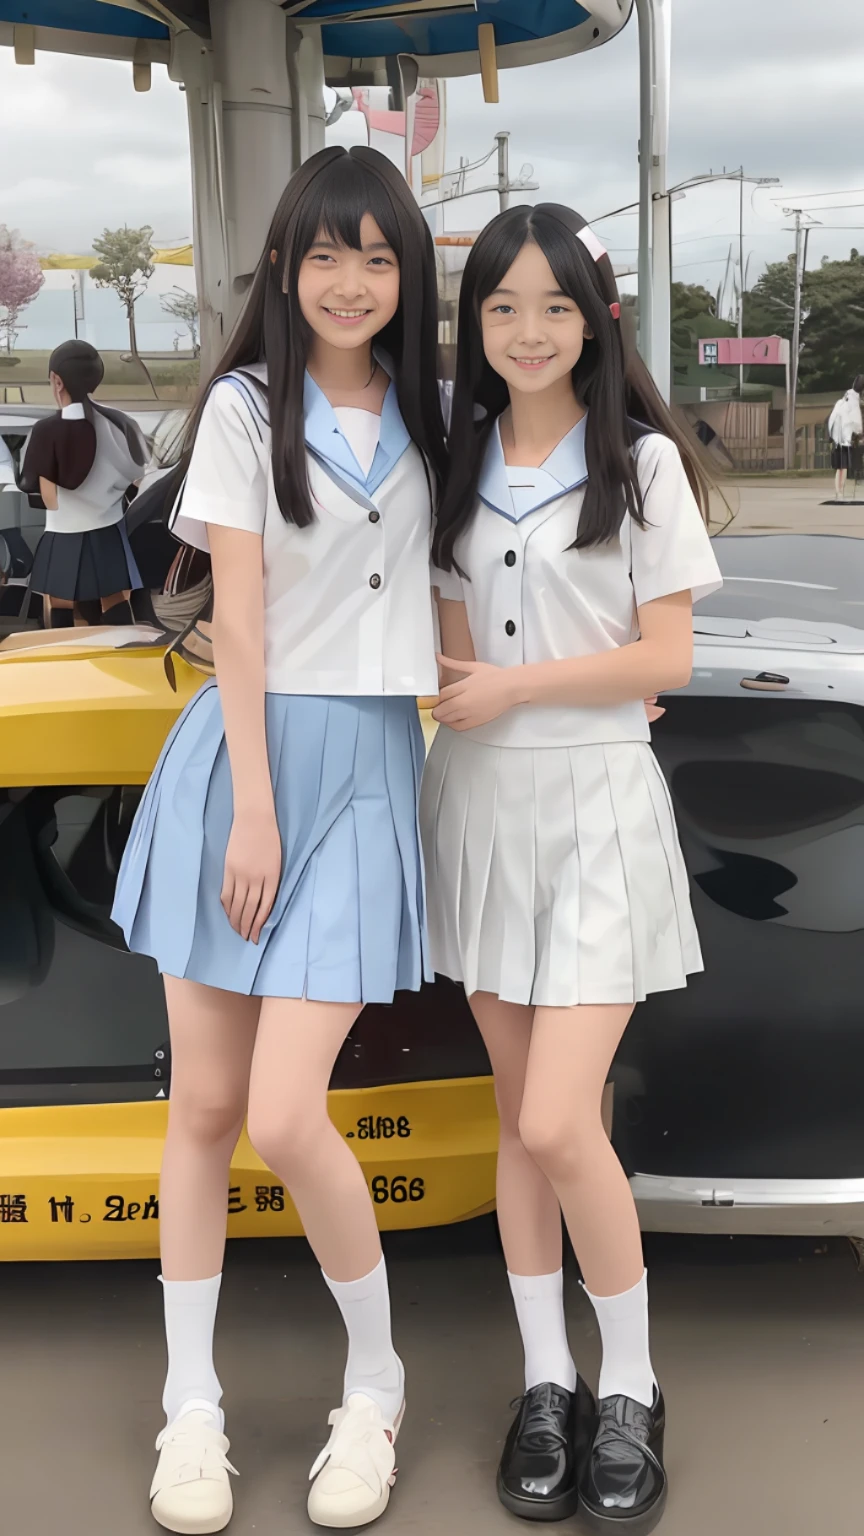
[160,286,200,356]
[0,226,44,353]
[670,281,722,352]
[744,250,864,393]
[90,224,155,358]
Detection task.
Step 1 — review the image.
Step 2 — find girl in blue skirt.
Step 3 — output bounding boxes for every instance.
[112,146,446,1533]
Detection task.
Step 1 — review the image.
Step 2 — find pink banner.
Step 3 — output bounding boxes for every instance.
[699,336,790,366]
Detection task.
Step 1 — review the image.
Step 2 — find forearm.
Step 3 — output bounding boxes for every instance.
[208,525,274,819]
[509,637,692,710]
[436,594,475,688]
[212,612,273,816]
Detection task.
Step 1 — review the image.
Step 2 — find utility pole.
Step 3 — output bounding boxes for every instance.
[496,132,510,213]
[781,207,816,471]
[738,167,745,399]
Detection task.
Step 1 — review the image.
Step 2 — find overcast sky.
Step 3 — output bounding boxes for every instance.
[2,0,862,347]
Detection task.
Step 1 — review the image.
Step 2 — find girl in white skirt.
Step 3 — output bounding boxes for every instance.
[112,147,446,1532]
[423,205,721,1533]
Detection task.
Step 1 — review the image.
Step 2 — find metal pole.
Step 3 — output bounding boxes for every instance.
[496,131,510,213]
[738,168,744,399]
[635,0,655,371]
[789,211,804,472]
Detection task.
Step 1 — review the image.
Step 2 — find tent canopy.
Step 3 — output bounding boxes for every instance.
[0,0,631,71]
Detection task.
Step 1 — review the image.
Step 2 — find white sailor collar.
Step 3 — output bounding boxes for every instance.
[478,413,588,523]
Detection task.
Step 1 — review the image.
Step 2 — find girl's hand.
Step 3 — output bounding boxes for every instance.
[433,655,519,731]
[645,695,665,723]
[222,809,282,943]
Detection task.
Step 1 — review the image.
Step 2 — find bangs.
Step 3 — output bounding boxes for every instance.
[293,155,404,264]
[469,205,605,320]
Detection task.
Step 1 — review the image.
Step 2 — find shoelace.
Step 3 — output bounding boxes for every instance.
[509,1391,569,1455]
[592,1403,664,1483]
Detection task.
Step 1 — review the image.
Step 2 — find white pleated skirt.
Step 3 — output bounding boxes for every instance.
[419,728,703,1008]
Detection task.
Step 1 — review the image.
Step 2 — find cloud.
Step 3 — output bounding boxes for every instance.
[1,0,862,299]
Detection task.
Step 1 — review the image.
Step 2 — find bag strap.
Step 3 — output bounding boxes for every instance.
[162,587,214,692]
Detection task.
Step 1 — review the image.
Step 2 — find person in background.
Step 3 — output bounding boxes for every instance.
[827,375,863,501]
[20,339,147,627]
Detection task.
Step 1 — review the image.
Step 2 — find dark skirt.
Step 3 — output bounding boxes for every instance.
[831,444,857,472]
[30,522,142,602]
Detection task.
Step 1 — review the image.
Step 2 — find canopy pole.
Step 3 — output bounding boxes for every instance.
[635,0,671,401]
[172,1,325,371]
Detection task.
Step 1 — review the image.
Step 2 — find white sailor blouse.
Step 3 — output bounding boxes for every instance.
[433,415,722,748]
[21,401,145,533]
[171,360,439,698]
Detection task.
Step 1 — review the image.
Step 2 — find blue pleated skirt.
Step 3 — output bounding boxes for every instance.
[112,684,430,1003]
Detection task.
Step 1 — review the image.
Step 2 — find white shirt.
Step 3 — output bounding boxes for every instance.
[433,416,722,748]
[0,434,15,486]
[44,403,143,535]
[171,362,439,698]
[828,390,863,448]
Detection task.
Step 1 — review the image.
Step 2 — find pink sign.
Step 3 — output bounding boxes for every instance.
[351,85,440,157]
[699,336,790,366]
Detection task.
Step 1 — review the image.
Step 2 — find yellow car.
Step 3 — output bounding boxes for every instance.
[0,619,498,1261]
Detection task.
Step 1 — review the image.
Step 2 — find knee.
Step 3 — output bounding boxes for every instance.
[245,1100,320,1176]
[517,1104,590,1179]
[168,1084,247,1149]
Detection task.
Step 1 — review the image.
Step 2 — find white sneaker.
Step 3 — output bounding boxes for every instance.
[150,1407,238,1534]
[307,1393,405,1529]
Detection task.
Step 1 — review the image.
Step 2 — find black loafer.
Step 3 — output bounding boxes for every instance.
[497,1377,597,1522]
[579,1387,666,1533]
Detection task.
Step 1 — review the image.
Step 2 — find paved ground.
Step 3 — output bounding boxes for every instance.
[2,1221,861,1536]
[714,476,864,538]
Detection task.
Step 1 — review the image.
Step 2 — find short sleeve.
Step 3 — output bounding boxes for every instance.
[430,557,465,602]
[170,380,267,551]
[628,434,722,607]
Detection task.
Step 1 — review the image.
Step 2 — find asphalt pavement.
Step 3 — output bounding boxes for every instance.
[2,1220,861,1536]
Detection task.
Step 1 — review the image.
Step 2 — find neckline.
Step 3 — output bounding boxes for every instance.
[332,405,382,421]
[497,411,587,473]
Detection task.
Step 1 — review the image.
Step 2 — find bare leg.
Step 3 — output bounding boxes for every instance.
[155,976,259,1444]
[470,992,577,1395]
[836,467,847,499]
[42,595,74,627]
[247,998,404,1426]
[470,991,563,1276]
[100,588,130,611]
[160,975,259,1280]
[246,998,376,1278]
[519,1004,640,1296]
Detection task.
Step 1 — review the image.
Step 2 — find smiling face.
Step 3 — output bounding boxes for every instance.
[480,238,591,397]
[296,211,401,352]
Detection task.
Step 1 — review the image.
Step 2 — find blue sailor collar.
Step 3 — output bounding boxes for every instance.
[478,413,589,523]
[303,347,411,498]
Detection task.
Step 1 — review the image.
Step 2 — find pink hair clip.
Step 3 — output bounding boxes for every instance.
[609,301,621,320]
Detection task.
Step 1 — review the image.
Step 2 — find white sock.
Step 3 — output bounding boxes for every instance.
[323,1255,404,1423]
[508,1269,578,1393]
[160,1273,224,1429]
[583,1269,656,1408]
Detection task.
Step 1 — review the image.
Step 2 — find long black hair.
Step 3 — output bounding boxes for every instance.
[433,202,711,571]
[172,145,446,527]
[48,338,147,469]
